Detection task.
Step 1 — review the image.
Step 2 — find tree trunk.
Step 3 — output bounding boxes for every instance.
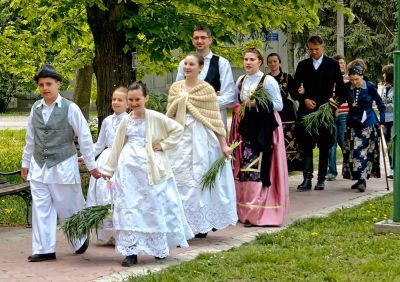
[287,29,295,75]
[336,0,345,55]
[86,1,138,128]
[73,65,93,120]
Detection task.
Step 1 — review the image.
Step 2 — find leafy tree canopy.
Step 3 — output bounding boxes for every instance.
[1,0,351,78]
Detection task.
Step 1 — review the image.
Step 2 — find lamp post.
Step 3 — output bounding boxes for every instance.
[392,0,400,222]
[375,2,400,232]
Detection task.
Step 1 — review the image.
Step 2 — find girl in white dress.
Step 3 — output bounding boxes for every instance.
[85,87,128,244]
[102,82,193,267]
[166,53,238,238]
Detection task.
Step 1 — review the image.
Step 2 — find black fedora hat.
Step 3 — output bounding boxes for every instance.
[34,64,63,82]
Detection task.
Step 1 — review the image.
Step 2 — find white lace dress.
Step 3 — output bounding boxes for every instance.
[168,114,238,234]
[86,113,127,244]
[113,117,193,258]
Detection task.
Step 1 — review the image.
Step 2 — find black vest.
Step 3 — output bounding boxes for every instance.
[237,74,278,187]
[204,55,221,91]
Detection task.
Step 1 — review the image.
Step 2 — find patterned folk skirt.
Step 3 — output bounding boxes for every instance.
[234,112,289,227]
[342,125,381,181]
[282,121,303,171]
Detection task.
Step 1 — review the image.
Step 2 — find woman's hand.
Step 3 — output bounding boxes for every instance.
[298,83,305,94]
[90,168,102,179]
[102,174,110,181]
[216,134,232,158]
[328,98,339,109]
[222,145,233,158]
[304,98,316,110]
[244,99,256,107]
[77,156,84,165]
[152,143,163,152]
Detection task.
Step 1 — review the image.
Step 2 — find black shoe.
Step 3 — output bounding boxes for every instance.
[211,228,218,232]
[75,238,89,254]
[314,180,325,190]
[351,180,366,192]
[297,178,312,191]
[28,253,56,262]
[154,256,166,260]
[195,232,208,238]
[243,222,253,228]
[121,255,138,267]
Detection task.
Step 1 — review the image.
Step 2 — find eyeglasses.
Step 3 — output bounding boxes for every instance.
[192,36,209,41]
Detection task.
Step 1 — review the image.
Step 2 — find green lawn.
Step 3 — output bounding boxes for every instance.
[0,129,91,225]
[129,194,399,281]
[0,129,27,225]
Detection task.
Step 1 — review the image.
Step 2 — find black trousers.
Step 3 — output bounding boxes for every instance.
[297,124,334,181]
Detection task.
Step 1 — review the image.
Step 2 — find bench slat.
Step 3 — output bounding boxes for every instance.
[0,183,30,196]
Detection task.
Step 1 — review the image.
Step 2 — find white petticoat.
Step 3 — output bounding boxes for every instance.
[86,148,115,244]
[113,119,193,257]
[168,115,238,234]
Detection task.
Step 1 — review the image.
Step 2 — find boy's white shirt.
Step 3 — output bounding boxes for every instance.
[21,94,96,184]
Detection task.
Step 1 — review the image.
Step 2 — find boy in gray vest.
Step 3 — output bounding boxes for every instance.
[176,25,236,129]
[21,64,101,262]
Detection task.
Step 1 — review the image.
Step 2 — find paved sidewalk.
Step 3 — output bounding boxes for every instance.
[0,171,392,281]
[0,116,28,130]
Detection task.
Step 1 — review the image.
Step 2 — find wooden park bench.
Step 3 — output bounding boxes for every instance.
[0,170,31,227]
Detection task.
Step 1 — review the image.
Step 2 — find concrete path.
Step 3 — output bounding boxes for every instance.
[0,172,392,281]
[0,116,28,130]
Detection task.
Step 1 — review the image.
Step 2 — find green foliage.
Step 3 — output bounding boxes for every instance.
[62,204,111,244]
[0,71,36,112]
[0,129,26,225]
[0,0,94,85]
[200,141,241,192]
[120,0,347,73]
[0,129,25,178]
[301,102,335,136]
[146,92,168,114]
[129,194,400,281]
[1,0,350,125]
[237,88,273,118]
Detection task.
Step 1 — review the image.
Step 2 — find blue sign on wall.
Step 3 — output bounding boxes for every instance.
[267,32,279,41]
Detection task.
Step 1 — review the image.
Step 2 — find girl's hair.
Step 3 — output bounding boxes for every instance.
[347,59,367,74]
[267,53,282,64]
[113,86,128,96]
[128,81,148,97]
[186,52,205,66]
[333,54,345,61]
[382,64,394,84]
[244,48,264,65]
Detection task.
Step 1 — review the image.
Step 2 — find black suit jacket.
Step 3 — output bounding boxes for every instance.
[293,56,345,118]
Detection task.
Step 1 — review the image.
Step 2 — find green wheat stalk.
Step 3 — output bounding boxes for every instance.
[61,204,112,244]
[200,141,242,192]
[238,88,272,118]
[301,102,335,136]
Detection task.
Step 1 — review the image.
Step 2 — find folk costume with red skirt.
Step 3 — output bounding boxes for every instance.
[230,71,289,226]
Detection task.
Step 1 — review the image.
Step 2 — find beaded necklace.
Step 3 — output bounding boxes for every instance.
[352,88,361,107]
